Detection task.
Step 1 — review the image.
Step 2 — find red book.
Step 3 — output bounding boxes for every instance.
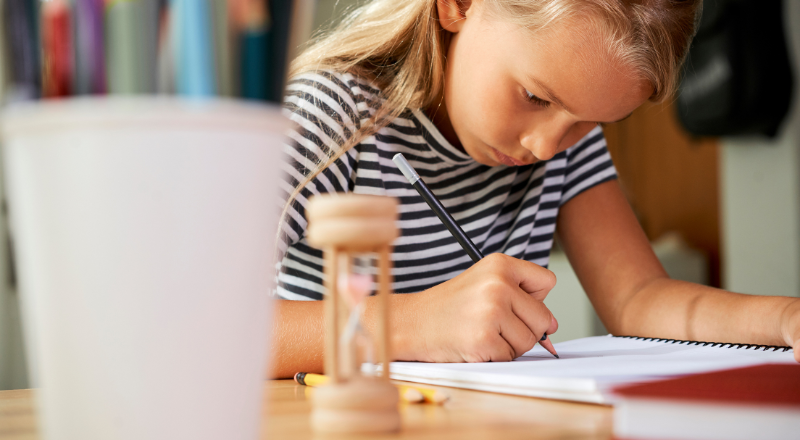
[42,0,73,98]
[613,364,800,440]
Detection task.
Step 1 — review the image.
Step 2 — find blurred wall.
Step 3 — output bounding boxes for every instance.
[721,2,800,297]
[312,0,369,34]
[604,101,720,287]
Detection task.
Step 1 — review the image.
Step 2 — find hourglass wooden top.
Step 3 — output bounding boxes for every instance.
[306,194,399,251]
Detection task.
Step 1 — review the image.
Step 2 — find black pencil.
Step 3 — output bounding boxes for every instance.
[392,153,558,358]
[392,153,483,263]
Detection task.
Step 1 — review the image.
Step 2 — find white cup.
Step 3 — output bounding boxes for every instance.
[0,98,285,440]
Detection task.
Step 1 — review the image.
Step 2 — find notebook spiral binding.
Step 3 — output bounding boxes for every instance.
[614,335,793,352]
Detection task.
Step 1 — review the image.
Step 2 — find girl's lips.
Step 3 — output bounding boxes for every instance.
[490,147,531,167]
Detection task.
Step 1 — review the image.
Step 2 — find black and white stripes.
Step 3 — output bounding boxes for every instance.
[277,71,617,300]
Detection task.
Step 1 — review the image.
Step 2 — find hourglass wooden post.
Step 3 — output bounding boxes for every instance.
[306,194,400,434]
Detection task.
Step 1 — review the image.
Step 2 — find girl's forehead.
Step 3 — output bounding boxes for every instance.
[475,12,651,121]
[517,15,618,63]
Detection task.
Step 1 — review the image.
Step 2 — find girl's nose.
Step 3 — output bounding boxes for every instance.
[520,123,570,161]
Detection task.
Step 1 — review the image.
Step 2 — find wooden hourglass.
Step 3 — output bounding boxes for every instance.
[306,194,401,434]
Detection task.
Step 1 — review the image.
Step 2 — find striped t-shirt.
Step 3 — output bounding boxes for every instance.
[277,71,617,300]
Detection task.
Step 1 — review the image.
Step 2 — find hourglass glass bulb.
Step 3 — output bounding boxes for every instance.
[338,272,372,308]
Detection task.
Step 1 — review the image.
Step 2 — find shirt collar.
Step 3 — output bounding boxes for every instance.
[410,108,475,165]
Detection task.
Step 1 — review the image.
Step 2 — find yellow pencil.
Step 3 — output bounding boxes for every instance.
[294,372,329,387]
[395,384,449,404]
[294,372,449,404]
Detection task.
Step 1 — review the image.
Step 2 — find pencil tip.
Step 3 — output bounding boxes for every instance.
[554,354,560,359]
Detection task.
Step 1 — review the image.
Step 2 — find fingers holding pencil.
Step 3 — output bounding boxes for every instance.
[393,153,560,360]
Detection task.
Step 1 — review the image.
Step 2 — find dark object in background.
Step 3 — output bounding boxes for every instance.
[3,0,42,101]
[264,0,294,104]
[677,0,794,138]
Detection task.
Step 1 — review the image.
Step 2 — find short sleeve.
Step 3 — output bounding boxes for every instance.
[278,71,367,254]
[277,71,380,300]
[559,125,618,206]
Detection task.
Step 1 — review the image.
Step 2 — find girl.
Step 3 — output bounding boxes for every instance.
[270,0,800,378]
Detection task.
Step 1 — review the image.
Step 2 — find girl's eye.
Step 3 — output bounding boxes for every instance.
[525,90,551,108]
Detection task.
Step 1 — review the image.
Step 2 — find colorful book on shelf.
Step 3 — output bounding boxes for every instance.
[73,0,106,94]
[211,0,236,96]
[172,0,216,97]
[237,0,268,100]
[0,0,7,101]
[263,0,292,103]
[140,0,161,93]
[106,0,159,94]
[41,0,72,98]
[612,363,800,440]
[158,3,176,94]
[388,335,796,404]
[3,0,42,100]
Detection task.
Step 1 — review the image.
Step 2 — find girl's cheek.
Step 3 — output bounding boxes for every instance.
[561,122,598,150]
[473,93,503,130]
[484,103,518,145]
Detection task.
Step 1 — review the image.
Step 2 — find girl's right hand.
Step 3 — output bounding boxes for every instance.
[388,253,559,363]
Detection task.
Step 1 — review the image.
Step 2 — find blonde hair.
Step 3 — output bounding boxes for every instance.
[278,0,700,249]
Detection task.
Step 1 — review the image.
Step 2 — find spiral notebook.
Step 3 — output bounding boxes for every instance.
[388,335,796,404]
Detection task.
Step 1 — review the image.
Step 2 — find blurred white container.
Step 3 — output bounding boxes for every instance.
[0,98,285,440]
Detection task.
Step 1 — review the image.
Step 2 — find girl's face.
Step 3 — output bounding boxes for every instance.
[431,1,653,166]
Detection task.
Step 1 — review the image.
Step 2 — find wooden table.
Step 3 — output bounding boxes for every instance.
[0,381,612,439]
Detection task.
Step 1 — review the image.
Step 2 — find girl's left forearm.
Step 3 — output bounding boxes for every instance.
[612,277,800,348]
[557,181,800,360]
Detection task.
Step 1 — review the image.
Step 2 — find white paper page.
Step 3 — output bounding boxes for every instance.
[389,335,796,397]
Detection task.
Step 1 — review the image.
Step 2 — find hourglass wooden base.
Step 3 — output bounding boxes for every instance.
[310,377,401,433]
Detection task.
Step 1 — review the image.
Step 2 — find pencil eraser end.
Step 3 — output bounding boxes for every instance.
[392,153,420,184]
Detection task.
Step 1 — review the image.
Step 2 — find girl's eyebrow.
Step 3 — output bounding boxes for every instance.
[527,75,635,124]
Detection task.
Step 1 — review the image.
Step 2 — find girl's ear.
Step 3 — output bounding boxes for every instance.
[438,0,471,33]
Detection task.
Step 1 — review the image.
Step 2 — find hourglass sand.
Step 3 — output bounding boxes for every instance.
[306,194,401,434]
